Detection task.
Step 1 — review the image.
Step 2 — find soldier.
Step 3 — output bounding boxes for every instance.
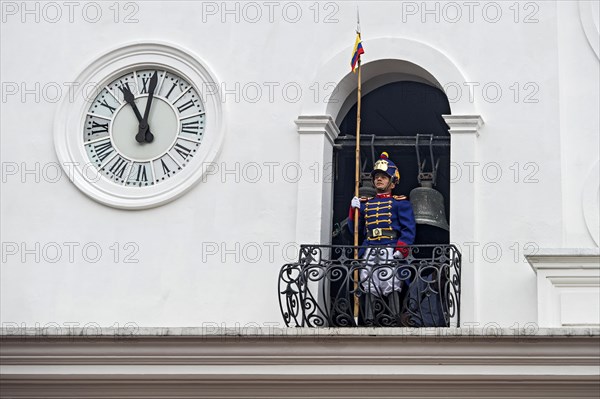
[348,152,416,324]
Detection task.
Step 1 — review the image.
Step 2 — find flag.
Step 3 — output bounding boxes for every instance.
[351,33,364,73]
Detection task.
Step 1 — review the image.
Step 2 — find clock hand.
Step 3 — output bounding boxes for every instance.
[140,72,158,143]
[120,86,149,143]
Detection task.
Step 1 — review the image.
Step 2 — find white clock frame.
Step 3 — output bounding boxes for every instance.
[54,42,224,209]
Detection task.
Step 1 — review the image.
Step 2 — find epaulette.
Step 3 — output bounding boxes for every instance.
[393,195,407,200]
[359,196,372,202]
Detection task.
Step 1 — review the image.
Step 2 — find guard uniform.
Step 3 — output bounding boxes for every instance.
[348,153,416,257]
[348,193,415,257]
[346,152,417,324]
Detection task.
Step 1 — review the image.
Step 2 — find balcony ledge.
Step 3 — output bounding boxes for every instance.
[3,326,600,338]
[2,327,599,398]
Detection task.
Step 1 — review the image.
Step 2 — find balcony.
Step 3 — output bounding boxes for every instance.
[278,244,461,327]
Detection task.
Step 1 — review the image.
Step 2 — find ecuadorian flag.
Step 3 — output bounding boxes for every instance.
[351,33,364,73]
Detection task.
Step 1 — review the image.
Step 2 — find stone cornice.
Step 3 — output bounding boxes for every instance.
[526,248,600,271]
[442,114,484,136]
[2,329,599,398]
[295,115,340,145]
[2,328,598,366]
[3,326,599,337]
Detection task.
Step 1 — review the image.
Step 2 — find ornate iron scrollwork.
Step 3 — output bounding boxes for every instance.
[278,245,461,327]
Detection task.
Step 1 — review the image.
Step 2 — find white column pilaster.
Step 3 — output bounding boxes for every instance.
[294,115,339,246]
[443,114,484,324]
[293,115,339,326]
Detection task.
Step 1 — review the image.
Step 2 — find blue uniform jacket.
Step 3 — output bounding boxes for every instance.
[348,193,416,256]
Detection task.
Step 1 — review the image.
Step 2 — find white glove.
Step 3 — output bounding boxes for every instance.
[351,196,361,209]
[393,250,404,259]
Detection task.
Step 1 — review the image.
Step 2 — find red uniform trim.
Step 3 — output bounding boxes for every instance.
[395,240,409,258]
[348,206,359,221]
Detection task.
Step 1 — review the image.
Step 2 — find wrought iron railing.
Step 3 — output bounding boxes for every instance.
[278,245,461,327]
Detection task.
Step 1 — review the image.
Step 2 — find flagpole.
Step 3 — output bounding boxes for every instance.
[353,58,362,325]
[352,8,363,326]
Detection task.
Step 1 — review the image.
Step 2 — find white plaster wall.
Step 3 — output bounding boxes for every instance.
[471,7,563,325]
[1,1,596,328]
[557,1,600,248]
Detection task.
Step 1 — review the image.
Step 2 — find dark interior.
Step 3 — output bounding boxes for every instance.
[332,80,452,246]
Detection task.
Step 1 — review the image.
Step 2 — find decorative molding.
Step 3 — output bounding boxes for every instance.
[295,115,340,145]
[2,377,598,399]
[527,248,600,269]
[303,37,479,117]
[579,0,600,60]
[442,115,485,136]
[527,249,600,328]
[1,328,599,398]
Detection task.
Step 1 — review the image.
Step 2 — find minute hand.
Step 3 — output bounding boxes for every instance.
[120,86,151,143]
[139,72,158,143]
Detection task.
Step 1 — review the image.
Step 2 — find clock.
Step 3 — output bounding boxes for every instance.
[84,68,205,187]
[54,42,224,209]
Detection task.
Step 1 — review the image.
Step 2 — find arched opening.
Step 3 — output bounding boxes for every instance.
[287,39,482,326]
[332,79,451,247]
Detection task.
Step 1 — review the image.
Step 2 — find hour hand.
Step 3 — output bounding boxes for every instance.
[120,86,146,143]
[120,86,143,122]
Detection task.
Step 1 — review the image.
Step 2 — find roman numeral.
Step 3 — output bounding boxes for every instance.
[161,159,170,174]
[165,82,178,99]
[109,157,128,179]
[140,77,150,94]
[93,140,114,162]
[90,121,109,134]
[99,99,116,114]
[177,100,195,113]
[174,143,192,160]
[181,120,200,134]
[136,164,148,182]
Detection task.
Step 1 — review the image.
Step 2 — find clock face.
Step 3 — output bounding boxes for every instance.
[54,42,225,209]
[54,43,223,209]
[83,69,205,187]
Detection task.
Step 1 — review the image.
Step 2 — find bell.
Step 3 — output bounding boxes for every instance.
[359,173,377,198]
[409,180,449,231]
